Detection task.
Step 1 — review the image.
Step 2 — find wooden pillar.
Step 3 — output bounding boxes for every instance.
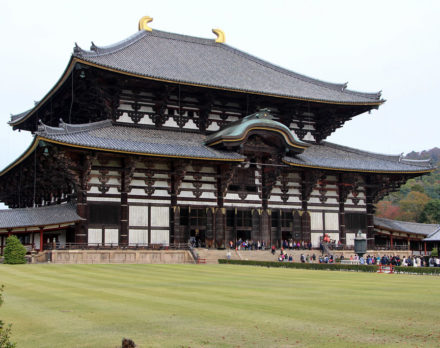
[215,208,225,248]
[390,234,393,250]
[338,177,348,245]
[0,235,4,256]
[365,188,375,250]
[120,159,130,246]
[40,227,44,252]
[424,242,427,256]
[407,236,410,251]
[260,209,270,246]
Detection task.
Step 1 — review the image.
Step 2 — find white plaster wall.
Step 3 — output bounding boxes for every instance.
[325,212,339,231]
[87,197,121,202]
[105,229,119,245]
[129,206,148,227]
[310,212,323,230]
[151,207,169,227]
[88,229,102,244]
[311,233,322,248]
[346,233,356,246]
[151,230,169,245]
[129,229,148,245]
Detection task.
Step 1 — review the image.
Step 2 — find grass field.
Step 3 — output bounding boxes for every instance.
[0,264,439,348]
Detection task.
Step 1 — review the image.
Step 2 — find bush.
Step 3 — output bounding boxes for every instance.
[0,285,16,348]
[218,259,440,275]
[431,248,439,257]
[3,236,26,264]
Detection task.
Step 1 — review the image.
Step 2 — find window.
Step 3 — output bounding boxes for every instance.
[345,213,367,233]
[236,210,252,227]
[88,204,120,225]
[281,211,293,228]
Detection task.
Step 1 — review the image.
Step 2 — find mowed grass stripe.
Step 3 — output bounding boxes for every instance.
[0,264,439,347]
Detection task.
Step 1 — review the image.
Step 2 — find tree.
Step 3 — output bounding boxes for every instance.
[0,285,16,348]
[375,201,402,219]
[419,199,440,223]
[3,236,26,264]
[399,191,431,222]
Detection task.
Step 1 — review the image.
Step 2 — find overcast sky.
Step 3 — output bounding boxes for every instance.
[1,0,439,175]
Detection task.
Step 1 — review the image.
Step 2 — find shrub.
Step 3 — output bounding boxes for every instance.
[431,248,439,257]
[3,236,26,264]
[0,285,16,348]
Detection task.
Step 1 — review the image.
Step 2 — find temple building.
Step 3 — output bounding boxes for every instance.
[0,18,434,253]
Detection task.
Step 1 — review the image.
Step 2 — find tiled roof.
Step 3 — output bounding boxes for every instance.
[37,120,245,161]
[423,228,440,242]
[374,217,440,236]
[34,120,433,172]
[0,203,83,229]
[284,142,434,173]
[73,29,383,105]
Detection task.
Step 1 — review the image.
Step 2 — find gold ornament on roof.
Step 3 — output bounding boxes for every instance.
[138,16,153,31]
[212,28,225,43]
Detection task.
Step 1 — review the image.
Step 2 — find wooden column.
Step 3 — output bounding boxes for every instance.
[261,209,270,246]
[338,176,349,245]
[390,234,394,250]
[39,227,44,252]
[75,154,93,245]
[120,158,133,246]
[365,180,376,250]
[0,235,4,255]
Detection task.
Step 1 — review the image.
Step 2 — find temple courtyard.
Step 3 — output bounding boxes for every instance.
[0,264,439,347]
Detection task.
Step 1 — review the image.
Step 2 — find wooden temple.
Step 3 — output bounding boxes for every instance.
[0,18,434,253]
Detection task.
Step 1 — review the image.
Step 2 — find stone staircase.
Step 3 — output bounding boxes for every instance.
[193,248,319,264]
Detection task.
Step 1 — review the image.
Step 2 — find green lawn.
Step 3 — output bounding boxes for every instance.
[0,264,439,347]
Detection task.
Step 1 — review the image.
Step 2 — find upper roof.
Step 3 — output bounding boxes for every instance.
[74,29,382,105]
[284,142,434,173]
[0,202,83,229]
[9,27,384,128]
[374,217,440,236]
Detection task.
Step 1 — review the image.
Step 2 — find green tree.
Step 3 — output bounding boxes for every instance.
[3,236,26,264]
[419,199,440,223]
[0,285,16,348]
[399,191,431,222]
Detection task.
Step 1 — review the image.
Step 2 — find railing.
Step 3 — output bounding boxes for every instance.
[43,242,192,251]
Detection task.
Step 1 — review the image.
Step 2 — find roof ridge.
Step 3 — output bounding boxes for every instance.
[37,119,112,136]
[375,216,440,227]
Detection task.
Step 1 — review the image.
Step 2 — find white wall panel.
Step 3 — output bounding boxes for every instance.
[310,212,323,230]
[151,230,169,245]
[88,228,102,245]
[311,233,321,248]
[346,233,356,246]
[105,229,119,245]
[325,212,339,231]
[129,229,148,245]
[151,207,169,227]
[129,206,148,227]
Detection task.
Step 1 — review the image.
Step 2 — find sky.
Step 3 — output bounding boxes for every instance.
[0,0,439,175]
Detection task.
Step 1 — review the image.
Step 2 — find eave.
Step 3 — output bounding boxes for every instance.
[9,57,384,129]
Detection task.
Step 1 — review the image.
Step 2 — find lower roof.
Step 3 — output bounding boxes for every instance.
[0,203,83,230]
[0,120,434,177]
[374,217,440,237]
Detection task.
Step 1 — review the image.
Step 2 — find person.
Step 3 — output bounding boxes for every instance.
[300,254,305,263]
[288,254,293,262]
[271,245,276,255]
[226,250,231,260]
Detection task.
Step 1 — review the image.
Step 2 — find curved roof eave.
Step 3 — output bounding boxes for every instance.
[282,159,436,174]
[9,57,77,127]
[0,137,41,177]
